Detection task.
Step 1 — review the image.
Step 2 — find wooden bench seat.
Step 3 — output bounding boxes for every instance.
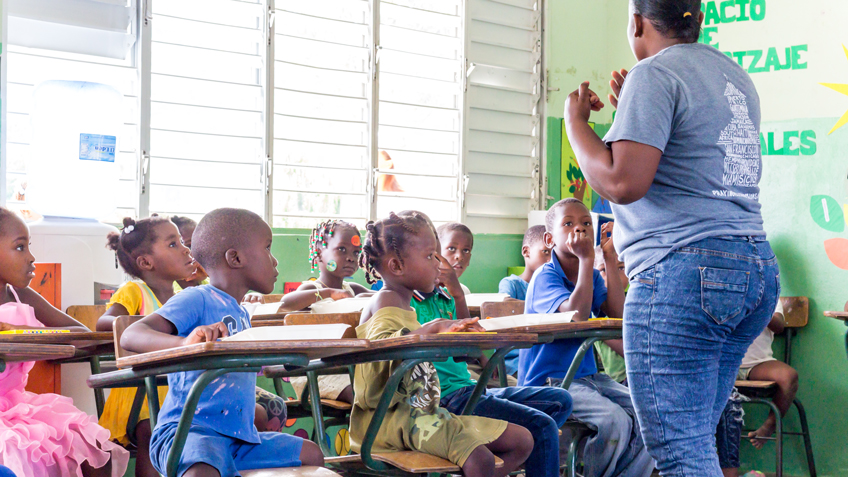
[735,380,777,390]
[241,466,342,477]
[326,452,504,474]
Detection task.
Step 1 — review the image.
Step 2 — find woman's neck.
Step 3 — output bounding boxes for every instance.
[317,271,344,289]
[139,272,176,304]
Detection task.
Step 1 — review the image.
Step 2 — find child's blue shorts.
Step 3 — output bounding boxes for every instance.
[150,423,303,477]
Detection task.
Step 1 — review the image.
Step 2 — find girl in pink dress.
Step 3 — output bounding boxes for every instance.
[0,208,129,477]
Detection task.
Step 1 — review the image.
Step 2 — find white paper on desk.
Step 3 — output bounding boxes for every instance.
[478,312,577,331]
[464,293,510,308]
[245,302,283,317]
[309,297,370,314]
[223,324,351,341]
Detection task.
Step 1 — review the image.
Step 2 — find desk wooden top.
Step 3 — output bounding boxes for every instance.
[251,312,289,322]
[0,343,76,363]
[116,339,370,369]
[0,332,114,355]
[367,333,538,350]
[489,319,623,335]
[824,311,848,322]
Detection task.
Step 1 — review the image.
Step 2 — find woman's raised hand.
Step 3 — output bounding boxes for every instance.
[608,69,629,109]
[565,81,604,124]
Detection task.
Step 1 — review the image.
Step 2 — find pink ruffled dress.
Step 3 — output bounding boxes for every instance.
[0,286,129,477]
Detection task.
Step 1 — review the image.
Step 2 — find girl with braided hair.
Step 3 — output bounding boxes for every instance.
[352,212,533,477]
[281,220,372,404]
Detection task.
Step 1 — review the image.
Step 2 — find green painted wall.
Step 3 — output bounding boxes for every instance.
[270,229,523,294]
[545,1,848,475]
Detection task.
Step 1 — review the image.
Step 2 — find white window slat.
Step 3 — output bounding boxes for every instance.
[154,15,264,56]
[379,126,459,155]
[468,20,536,52]
[487,0,538,10]
[379,102,459,132]
[152,42,262,85]
[277,11,368,48]
[274,166,368,194]
[381,26,460,59]
[278,0,370,25]
[377,196,457,223]
[152,74,263,111]
[151,130,262,163]
[379,49,461,83]
[469,108,536,136]
[382,0,461,16]
[151,102,262,137]
[468,130,534,157]
[151,158,263,190]
[467,41,539,73]
[275,36,369,73]
[149,184,264,216]
[154,0,263,30]
[380,2,460,37]
[468,65,537,94]
[466,151,533,177]
[468,85,537,114]
[380,73,460,110]
[466,173,533,197]
[275,62,368,99]
[274,115,368,147]
[273,140,368,170]
[466,195,532,217]
[469,0,538,31]
[275,90,368,123]
[465,215,529,234]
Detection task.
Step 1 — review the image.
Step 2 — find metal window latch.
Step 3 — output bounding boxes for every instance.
[140,152,150,194]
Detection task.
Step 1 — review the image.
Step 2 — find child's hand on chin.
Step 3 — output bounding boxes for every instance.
[183,322,229,345]
[566,231,595,261]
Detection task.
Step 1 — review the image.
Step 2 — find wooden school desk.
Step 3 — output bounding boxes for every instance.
[0,331,116,416]
[0,342,76,371]
[263,333,537,474]
[87,339,369,477]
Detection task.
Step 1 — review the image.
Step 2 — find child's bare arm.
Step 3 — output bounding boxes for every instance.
[599,222,625,318]
[768,311,786,334]
[349,283,374,296]
[120,313,228,353]
[436,254,470,319]
[279,283,354,312]
[10,287,89,332]
[411,317,483,335]
[96,303,131,331]
[556,232,596,320]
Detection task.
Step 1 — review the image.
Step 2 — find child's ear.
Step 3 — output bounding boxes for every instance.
[521,245,530,259]
[633,14,644,38]
[543,232,555,249]
[225,248,243,269]
[137,255,154,272]
[386,256,403,276]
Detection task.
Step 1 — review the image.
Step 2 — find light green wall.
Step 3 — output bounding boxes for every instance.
[270,229,523,294]
[545,1,848,475]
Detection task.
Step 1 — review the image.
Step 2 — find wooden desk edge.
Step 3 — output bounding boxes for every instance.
[824,311,848,321]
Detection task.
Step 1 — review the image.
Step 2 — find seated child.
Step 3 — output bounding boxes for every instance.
[0,207,129,477]
[498,225,549,301]
[593,244,628,385]
[393,214,573,477]
[170,216,208,289]
[738,300,798,448]
[282,220,373,404]
[436,223,473,295]
[354,212,533,477]
[497,224,549,375]
[97,216,289,477]
[121,208,323,477]
[519,198,653,477]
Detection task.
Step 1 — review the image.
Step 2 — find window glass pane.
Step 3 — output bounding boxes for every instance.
[274,166,367,194]
[274,141,368,170]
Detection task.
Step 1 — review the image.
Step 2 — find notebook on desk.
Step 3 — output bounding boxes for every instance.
[478,312,577,331]
[223,324,352,341]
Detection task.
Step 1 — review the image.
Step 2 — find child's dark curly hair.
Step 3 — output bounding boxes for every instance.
[107,215,170,278]
[308,220,359,273]
[358,212,429,284]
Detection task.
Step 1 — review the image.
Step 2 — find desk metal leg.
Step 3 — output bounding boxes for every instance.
[145,376,161,430]
[126,385,146,447]
[560,337,601,390]
[89,356,106,418]
[306,370,332,456]
[461,347,512,416]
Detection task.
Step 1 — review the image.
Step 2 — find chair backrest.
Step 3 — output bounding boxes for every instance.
[113,315,145,360]
[479,300,525,319]
[283,312,360,339]
[262,294,284,304]
[780,296,808,328]
[66,304,108,331]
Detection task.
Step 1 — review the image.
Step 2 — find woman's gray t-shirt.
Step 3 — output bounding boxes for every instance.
[604,42,765,278]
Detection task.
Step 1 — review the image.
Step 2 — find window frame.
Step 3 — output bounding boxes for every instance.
[0,0,546,231]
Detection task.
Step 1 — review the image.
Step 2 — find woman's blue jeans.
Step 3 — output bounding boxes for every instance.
[624,236,779,476]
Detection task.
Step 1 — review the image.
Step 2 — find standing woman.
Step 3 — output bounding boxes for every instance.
[563,0,779,475]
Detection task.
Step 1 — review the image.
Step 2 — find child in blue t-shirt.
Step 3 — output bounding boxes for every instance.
[497,224,549,375]
[121,208,324,477]
[520,198,653,477]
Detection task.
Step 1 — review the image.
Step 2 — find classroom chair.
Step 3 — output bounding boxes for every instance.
[66,304,110,417]
[735,296,816,477]
[479,300,592,477]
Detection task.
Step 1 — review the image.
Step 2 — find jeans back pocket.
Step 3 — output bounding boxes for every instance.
[700,267,750,325]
